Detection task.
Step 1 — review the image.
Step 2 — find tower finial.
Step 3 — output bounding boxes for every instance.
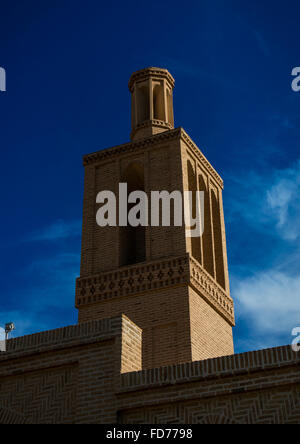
[128,67,175,141]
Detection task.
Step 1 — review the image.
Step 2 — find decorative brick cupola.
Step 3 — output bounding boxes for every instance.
[129,67,175,141]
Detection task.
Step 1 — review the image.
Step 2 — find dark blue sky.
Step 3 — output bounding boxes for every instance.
[0,0,299,353]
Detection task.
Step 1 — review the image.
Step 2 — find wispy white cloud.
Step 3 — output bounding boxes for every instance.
[25,219,82,242]
[232,159,300,351]
[267,160,300,240]
[234,270,300,338]
[227,159,300,238]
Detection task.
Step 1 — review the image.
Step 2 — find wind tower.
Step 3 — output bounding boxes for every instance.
[76,67,235,369]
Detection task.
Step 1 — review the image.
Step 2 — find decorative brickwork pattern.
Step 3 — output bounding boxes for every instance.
[0,407,27,424]
[0,365,78,424]
[0,319,299,424]
[118,345,300,425]
[76,254,234,327]
[119,386,300,424]
[0,315,142,424]
[76,255,189,307]
[189,257,234,325]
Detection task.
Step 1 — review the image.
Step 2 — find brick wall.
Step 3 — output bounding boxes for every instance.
[117,345,300,424]
[1,316,299,424]
[78,284,192,369]
[188,286,234,361]
[0,315,141,424]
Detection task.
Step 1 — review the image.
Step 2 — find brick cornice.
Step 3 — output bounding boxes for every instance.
[82,128,223,188]
[76,254,234,326]
[76,254,190,308]
[128,67,175,92]
[83,128,181,166]
[130,119,174,140]
[119,345,300,394]
[189,257,234,326]
[0,316,125,361]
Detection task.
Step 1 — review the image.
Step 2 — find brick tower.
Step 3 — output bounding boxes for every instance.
[76,67,235,369]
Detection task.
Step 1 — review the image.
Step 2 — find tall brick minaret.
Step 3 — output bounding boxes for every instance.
[76,67,235,369]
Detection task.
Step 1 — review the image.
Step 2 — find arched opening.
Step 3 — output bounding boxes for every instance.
[167,88,174,126]
[187,161,202,265]
[199,175,214,277]
[211,190,225,289]
[153,83,165,120]
[120,162,146,266]
[136,84,150,125]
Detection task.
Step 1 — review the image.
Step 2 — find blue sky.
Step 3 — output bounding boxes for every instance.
[0,0,299,353]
